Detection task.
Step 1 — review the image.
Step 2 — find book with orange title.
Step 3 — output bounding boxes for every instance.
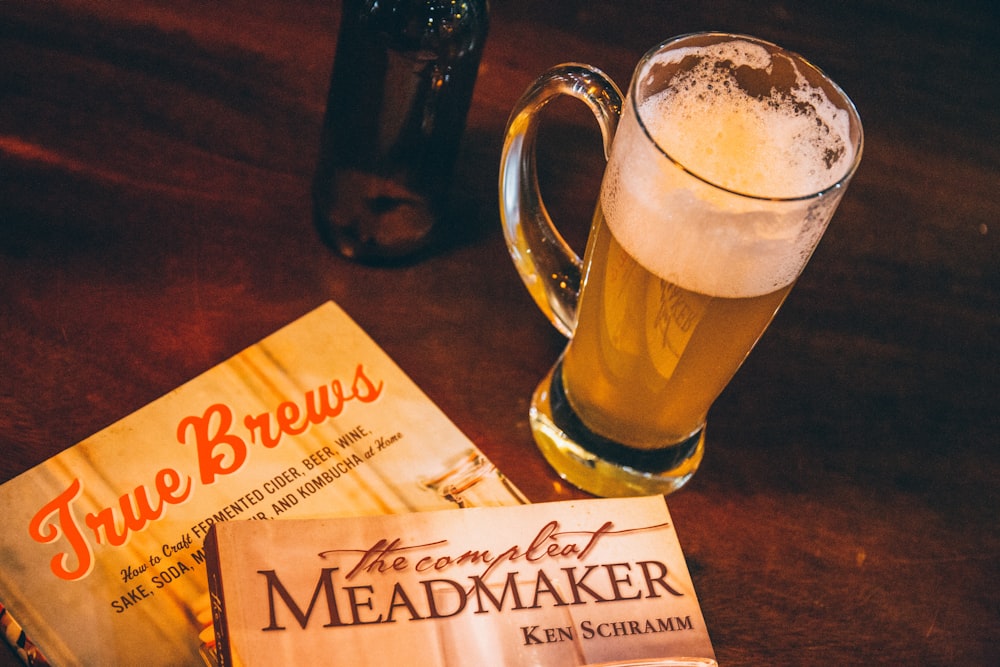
[206,495,716,666]
[0,301,527,666]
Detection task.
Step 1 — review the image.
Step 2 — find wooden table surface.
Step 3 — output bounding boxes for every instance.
[2,1,997,664]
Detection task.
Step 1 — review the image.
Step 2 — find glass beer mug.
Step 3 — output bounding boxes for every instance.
[500,33,863,497]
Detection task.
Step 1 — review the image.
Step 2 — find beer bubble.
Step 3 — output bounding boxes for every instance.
[602,39,855,299]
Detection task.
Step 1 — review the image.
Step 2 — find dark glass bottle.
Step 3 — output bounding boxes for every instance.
[312,0,490,262]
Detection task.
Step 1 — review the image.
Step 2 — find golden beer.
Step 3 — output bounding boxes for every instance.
[562,206,793,449]
[500,33,863,496]
[553,37,855,464]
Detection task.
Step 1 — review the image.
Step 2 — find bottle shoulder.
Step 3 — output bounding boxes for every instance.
[356,0,489,57]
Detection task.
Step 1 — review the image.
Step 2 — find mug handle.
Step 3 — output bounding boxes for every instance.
[499,64,623,338]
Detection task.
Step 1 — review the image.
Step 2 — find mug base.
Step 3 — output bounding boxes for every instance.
[529,360,704,497]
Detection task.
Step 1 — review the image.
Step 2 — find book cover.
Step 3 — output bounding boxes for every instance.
[0,301,527,666]
[206,496,716,666]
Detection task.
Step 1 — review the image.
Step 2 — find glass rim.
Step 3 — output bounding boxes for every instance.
[630,31,864,203]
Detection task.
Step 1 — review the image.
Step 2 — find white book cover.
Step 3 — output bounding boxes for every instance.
[207,496,716,666]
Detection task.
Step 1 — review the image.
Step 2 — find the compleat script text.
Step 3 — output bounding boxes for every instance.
[257,520,685,631]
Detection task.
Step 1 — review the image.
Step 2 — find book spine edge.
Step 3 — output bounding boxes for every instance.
[0,602,51,666]
[205,526,234,667]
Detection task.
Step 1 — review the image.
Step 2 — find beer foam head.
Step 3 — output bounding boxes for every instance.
[643,40,853,198]
[601,37,859,298]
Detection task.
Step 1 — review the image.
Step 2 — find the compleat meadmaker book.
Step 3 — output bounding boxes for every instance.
[206,496,716,666]
[0,301,529,666]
